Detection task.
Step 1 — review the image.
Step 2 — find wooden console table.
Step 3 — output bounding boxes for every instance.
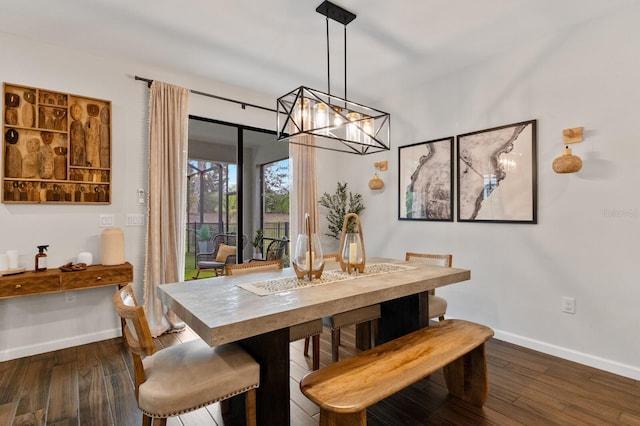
[0,262,133,299]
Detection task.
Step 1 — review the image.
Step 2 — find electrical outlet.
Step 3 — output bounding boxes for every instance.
[562,296,576,314]
[137,188,145,205]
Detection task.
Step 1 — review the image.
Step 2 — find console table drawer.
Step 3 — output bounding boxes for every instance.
[0,262,133,299]
[0,275,60,297]
[61,264,133,290]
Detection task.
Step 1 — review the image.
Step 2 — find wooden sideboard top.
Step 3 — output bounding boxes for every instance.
[0,262,133,299]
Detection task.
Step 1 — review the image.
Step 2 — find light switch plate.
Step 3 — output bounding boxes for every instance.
[126,214,145,227]
[99,214,115,227]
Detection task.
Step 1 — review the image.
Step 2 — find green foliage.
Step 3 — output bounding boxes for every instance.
[195,224,212,241]
[227,193,237,216]
[264,159,290,214]
[251,229,264,250]
[265,192,289,214]
[318,182,365,240]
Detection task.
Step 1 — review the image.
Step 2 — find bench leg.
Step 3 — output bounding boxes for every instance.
[319,409,366,426]
[443,343,489,407]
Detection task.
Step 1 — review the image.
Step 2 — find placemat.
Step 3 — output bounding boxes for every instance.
[237,263,416,296]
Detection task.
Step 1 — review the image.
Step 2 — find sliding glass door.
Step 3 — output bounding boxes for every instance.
[185,116,287,279]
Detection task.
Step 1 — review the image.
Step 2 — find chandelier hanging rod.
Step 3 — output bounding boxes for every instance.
[317,1,355,102]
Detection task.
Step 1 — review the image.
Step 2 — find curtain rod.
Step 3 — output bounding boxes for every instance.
[134,75,277,113]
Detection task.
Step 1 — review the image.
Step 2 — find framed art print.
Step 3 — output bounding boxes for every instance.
[457,120,537,223]
[398,137,454,221]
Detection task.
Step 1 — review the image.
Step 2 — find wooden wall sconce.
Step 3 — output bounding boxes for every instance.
[553,127,583,174]
[369,161,387,190]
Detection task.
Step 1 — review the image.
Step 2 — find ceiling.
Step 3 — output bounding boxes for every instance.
[0,0,630,107]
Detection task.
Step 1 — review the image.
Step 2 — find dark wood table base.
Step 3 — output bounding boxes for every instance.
[233,327,290,426]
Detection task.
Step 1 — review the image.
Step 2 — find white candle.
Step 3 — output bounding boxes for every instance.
[349,242,357,264]
[0,254,8,271]
[305,250,310,271]
[78,252,93,265]
[6,250,18,269]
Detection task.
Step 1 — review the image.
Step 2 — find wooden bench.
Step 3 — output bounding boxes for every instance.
[300,319,494,426]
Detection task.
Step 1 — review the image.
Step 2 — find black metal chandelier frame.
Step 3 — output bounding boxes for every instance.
[277,1,390,155]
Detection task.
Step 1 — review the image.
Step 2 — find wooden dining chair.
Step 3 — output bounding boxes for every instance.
[225,258,283,275]
[226,259,322,370]
[113,284,260,426]
[312,253,381,363]
[405,252,453,321]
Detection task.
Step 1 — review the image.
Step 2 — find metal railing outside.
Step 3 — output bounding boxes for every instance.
[186,221,289,254]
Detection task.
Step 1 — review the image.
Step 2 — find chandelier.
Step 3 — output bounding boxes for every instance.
[277,1,390,155]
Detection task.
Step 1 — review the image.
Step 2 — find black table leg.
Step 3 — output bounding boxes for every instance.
[378,292,430,344]
[236,327,290,426]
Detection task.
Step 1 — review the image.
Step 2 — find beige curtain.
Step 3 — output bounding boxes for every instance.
[290,135,319,238]
[143,81,189,337]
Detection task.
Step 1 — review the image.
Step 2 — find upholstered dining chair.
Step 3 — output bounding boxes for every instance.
[311,253,381,363]
[113,284,259,426]
[405,252,453,321]
[226,259,322,371]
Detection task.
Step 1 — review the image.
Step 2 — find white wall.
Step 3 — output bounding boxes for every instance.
[0,32,274,361]
[329,3,640,378]
[3,3,639,381]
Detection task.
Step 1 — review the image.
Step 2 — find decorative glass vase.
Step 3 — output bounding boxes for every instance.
[292,213,325,280]
[338,213,366,273]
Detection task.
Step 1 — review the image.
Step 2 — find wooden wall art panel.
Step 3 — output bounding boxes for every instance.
[2,82,111,204]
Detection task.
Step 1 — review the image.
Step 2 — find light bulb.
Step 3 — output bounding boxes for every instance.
[314,103,328,135]
[346,112,361,143]
[332,106,343,126]
[362,117,374,145]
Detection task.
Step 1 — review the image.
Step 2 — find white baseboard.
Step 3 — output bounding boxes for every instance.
[0,328,122,362]
[4,325,639,381]
[493,328,640,380]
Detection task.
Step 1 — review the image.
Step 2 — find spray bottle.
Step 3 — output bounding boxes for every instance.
[35,245,49,272]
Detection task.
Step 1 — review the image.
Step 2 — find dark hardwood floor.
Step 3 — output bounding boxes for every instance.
[1,324,639,425]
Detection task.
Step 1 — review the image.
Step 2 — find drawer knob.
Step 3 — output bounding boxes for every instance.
[15,284,22,289]
[96,276,102,281]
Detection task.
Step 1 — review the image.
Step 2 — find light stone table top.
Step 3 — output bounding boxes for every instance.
[158,257,470,347]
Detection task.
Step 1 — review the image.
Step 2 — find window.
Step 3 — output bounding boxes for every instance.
[261,158,290,241]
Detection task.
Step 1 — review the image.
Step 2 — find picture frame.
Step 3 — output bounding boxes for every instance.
[457,119,537,223]
[398,137,454,221]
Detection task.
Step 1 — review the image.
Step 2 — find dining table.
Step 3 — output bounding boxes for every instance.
[158,257,470,426]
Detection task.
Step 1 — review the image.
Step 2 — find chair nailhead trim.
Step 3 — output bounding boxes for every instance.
[142,383,259,418]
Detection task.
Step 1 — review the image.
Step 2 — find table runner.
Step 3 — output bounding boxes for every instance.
[237,263,416,296]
